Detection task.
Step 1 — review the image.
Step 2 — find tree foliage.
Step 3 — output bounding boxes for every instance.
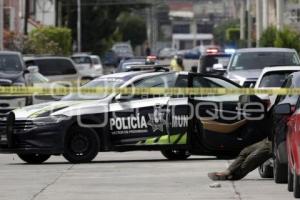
[213,20,239,47]
[60,0,148,54]
[24,26,72,55]
[274,27,300,51]
[260,26,300,52]
[260,26,277,47]
[118,13,147,48]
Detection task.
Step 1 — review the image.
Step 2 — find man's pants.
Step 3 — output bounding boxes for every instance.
[227,139,273,180]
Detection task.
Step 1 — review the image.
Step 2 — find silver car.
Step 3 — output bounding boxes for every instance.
[226,48,300,87]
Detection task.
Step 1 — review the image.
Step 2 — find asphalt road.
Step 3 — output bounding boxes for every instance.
[0,152,295,200]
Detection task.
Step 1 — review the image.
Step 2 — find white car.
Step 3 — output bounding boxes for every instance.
[71,54,103,77]
[255,66,300,108]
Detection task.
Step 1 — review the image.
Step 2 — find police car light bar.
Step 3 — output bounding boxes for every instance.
[128,64,170,72]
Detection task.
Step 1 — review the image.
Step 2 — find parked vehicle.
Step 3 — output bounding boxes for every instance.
[0,66,268,164]
[273,73,300,197]
[0,51,45,113]
[157,48,177,60]
[112,42,134,61]
[24,57,82,82]
[103,50,119,67]
[71,53,103,76]
[226,48,300,87]
[183,47,201,59]
[256,67,300,180]
[198,53,232,76]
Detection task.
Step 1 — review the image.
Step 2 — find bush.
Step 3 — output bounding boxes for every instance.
[260,26,277,47]
[260,26,300,52]
[274,27,300,52]
[24,26,72,55]
[226,28,240,45]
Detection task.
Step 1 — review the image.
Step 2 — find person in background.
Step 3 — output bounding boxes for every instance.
[145,42,151,56]
[170,56,184,72]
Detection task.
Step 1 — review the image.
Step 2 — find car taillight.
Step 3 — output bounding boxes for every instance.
[206,48,219,54]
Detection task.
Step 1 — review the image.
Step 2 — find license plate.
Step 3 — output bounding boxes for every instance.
[0,135,7,142]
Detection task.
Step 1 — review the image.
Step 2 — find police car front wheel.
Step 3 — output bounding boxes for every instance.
[161,150,190,160]
[18,154,51,164]
[63,126,100,163]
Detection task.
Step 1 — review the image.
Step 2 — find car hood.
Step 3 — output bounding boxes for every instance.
[13,100,109,120]
[227,69,262,81]
[0,71,24,83]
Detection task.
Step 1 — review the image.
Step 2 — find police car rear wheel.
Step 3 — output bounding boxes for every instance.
[161,150,190,160]
[18,154,50,164]
[63,126,99,163]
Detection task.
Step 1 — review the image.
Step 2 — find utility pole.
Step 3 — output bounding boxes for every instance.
[262,0,269,30]
[276,0,283,30]
[24,0,29,35]
[240,0,246,40]
[0,0,3,51]
[246,0,252,47]
[256,0,262,47]
[77,0,82,52]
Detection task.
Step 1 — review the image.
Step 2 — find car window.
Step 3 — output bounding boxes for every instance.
[120,73,177,100]
[276,76,293,103]
[230,52,300,71]
[71,56,92,64]
[134,73,177,88]
[259,71,297,88]
[63,78,125,101]
[0,54,23,73]
[34,59,77,76]
[92,57,100,64]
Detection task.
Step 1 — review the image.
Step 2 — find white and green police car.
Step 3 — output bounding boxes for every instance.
[0,69,269,163]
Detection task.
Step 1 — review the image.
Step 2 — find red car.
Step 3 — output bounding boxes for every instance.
[275,101,300,198]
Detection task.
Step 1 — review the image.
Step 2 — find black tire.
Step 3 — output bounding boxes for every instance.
[288,165,294,192]
[63,126,100,163]
[274,156,288,183]
[294,173,300,198]
[18,154,50,164]
[258,163,274,178]
[161,150,190,160]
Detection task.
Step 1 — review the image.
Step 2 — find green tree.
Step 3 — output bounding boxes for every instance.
[118,13,147,48]
[213,20,239,47]
[260,26,277,47]
[24,26,72,55]
[274,27,300,52]
[60,0,147,54]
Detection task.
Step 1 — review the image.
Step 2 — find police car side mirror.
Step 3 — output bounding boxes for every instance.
[274,103,292,115]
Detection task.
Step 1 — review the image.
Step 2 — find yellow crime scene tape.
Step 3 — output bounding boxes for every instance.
[0,86,300,96]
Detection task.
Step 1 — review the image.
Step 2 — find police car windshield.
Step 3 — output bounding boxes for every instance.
[62,78,125,100]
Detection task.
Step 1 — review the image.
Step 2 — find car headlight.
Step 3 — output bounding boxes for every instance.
[33,115,69,125]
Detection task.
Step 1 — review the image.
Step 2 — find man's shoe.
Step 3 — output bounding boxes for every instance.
[208,172,229,181]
